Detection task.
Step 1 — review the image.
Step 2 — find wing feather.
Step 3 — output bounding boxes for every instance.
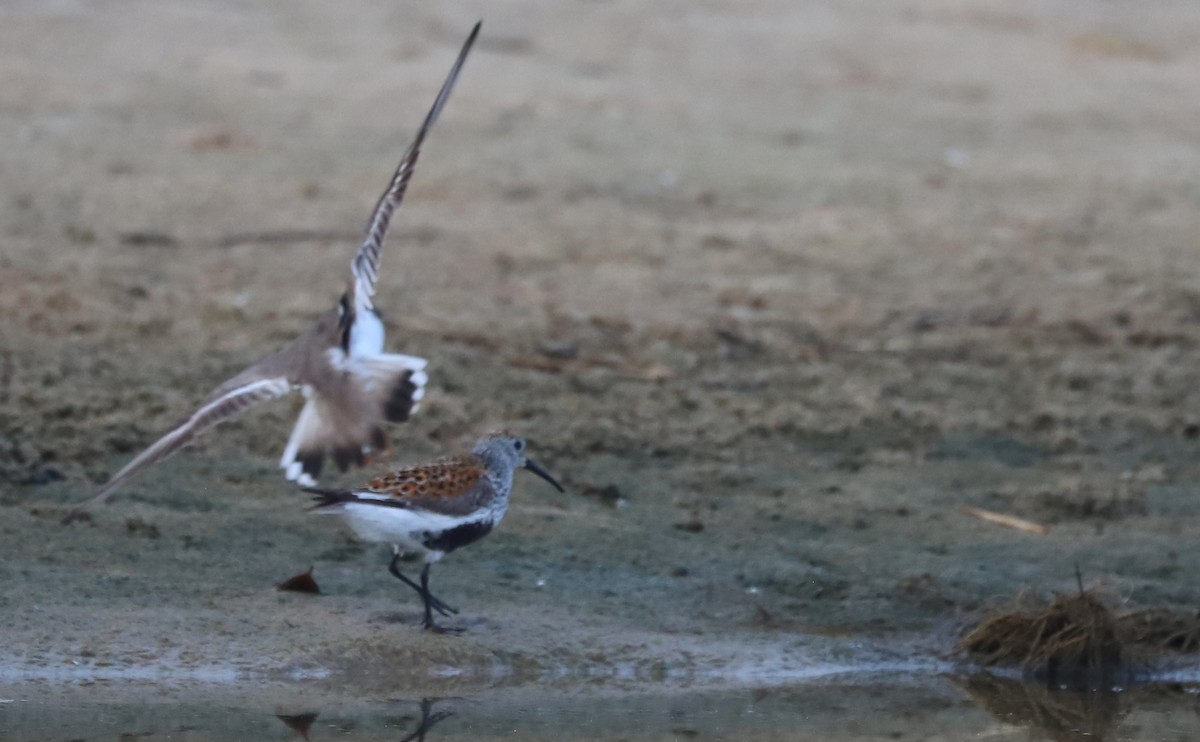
[63,377,293,522]
[365,457,486,501]
[347,21,480,317]
[306,456,492,518]
[279,394,323,486]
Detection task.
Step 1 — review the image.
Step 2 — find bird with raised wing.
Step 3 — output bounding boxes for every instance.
[64,23,482,523]
[307,431,564,633]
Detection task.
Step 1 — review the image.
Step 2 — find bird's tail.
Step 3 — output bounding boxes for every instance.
[279,354,425,487]
[304,486,357,511]
[354,353,428,423]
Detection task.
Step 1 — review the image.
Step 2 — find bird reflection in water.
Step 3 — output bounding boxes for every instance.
[276,698,453,742]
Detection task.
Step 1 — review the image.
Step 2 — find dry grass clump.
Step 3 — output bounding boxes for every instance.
[958,588,1200,687]
[1118,607,1200,654]
[959,591,1122,686]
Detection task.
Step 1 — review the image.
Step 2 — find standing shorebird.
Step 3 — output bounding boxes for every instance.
[64,23,482,523]
[306,431,564,633]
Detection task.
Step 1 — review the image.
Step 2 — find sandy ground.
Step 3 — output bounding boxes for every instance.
[5,0,1200,714]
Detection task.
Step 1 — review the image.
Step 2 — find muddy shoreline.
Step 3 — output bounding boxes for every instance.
[5,0,1200,721]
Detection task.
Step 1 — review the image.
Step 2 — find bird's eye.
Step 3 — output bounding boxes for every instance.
[513,440,525,452]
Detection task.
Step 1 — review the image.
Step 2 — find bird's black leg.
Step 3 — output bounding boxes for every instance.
[420,562,463,634]
[388,553,458,617]
[420,562,435,630]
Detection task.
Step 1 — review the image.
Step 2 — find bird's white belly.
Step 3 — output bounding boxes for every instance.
[336,503,465,553]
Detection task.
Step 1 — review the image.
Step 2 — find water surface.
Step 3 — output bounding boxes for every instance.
[5,674,1200,741]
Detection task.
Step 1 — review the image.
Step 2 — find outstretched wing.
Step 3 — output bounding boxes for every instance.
[346,21,481,325]
[63,376,293,523]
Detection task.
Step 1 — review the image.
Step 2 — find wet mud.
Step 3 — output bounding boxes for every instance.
[4,0,1200,727]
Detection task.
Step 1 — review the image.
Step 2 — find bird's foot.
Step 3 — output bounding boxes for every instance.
[422,618,465,634]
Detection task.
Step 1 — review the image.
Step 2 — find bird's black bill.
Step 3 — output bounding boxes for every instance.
[523,458,564,492]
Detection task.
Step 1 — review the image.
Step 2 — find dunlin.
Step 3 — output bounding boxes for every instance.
[65,23,482,523]
[307,431,564,632]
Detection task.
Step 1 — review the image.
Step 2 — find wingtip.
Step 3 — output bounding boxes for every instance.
[61,486,112,525]
[462,21,482,67]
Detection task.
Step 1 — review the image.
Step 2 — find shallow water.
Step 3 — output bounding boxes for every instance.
[6,676,1200,741]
